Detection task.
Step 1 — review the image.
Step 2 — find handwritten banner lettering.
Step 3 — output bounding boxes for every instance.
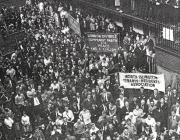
[67,14,81,36]
[87,33,119,52]
[119,73,165,92]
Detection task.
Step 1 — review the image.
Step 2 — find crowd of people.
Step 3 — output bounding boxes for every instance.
[0,0,179,140]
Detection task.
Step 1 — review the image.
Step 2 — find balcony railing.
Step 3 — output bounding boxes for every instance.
[79,0,180,25]
[73,0,180,55]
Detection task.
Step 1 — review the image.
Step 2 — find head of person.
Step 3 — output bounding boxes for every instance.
[92,89,95,94]
[119,93,124,99]
[65,106,69,112]
[76,92,80,97]
[147,113,152,120]
[167,85,171,91]
[102,110,106,116]
[106,136,112,140]
[23,111,27,116]
[133,97,137,102]
[154,88,159,96]
[140,87,144,93]
[125,100,129,107]
[150,101,154,106]
[160,98,164,104]
[38,85,41,91]
[172,88,177,95]
[135,104,140,110]
[55,107,59,112]
[91,132,97,139]
[171,110,176,117]
[176,101,180,107]
[92,104,96,109]
[119,86,124,94]
[87,94,91,100]
[141,99,145,105]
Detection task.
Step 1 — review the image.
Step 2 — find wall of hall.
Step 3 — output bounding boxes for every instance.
[156,48,180,91]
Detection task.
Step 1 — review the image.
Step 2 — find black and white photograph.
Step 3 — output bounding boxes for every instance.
[0,0,180,139]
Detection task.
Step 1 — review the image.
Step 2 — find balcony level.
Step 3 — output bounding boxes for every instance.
[72,0,180,74]
[73,0,180,57]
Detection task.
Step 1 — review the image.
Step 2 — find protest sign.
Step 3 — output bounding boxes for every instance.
[67,14,81,36]
[86,33,119,52]
[119,73,165,92]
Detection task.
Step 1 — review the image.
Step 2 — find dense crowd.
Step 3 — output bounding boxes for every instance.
[0,0,179,140]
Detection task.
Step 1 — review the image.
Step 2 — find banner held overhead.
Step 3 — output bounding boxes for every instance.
[119,73,165,92]
[67,14,81,36]
[86,33,119,52]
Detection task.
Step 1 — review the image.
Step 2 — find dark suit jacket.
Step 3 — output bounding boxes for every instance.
[121,106,133,118]
[153,108,165,123]
[140,104,149,115]
[170,94,180,107]
[100,91,112,102]
[48,110,56,122]
[158,102,169,125]
[137,89,149,101]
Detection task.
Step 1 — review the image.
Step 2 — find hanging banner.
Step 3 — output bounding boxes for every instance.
[67,14,81,36]
[86,33,119,52]
[119,73,165,92]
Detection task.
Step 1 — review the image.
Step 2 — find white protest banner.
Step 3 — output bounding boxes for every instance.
[67,14,81,36]
[119,73,165,92]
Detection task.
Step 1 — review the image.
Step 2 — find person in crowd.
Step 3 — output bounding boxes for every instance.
[121,100,132,120]
[79,103,92,126]
[21,111,32,136]
[100,88,112,103]
[144,114,157,137]
[4,113,15,140]
[168,110,180,131]
[15,91,25,112]
[74,119,86,139]
[138,87,148,102]
[140,99,149,118]
[116,93,126,109]
[90,103,100,123]
[63,106,74,122]
[108,101,117,117]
